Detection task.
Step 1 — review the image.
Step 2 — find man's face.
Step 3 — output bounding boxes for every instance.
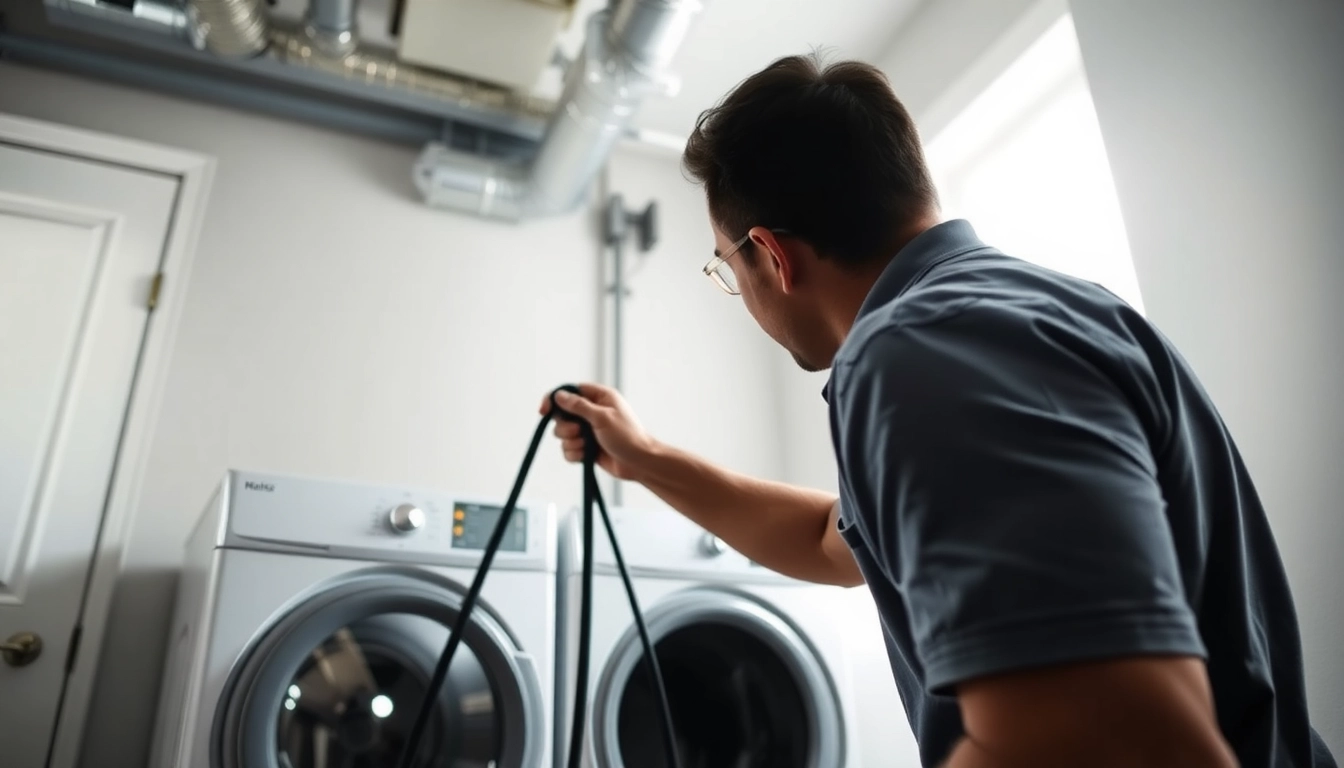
[710,224,828,372]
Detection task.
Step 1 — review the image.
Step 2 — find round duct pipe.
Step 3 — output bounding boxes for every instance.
[188,0,269,57]
[303,0,358,58]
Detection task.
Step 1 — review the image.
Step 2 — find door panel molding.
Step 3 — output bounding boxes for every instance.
[0,193,117,608]
[0,112,216,768]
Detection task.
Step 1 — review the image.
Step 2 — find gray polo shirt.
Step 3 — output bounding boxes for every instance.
[825,220,1336,767]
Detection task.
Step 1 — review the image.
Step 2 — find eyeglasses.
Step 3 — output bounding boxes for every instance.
[702,229,790,295]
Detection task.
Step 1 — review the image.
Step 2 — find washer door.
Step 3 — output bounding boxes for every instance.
[213,566,544,768]
[592,587,845,768]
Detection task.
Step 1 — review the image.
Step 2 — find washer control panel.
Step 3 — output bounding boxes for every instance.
[448,501,529,553]
[388,503,426,533]
[223,470,552,568]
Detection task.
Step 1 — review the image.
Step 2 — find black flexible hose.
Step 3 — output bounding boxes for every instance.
[563,409,597,768]
[394,414,550,768]
[393,385,680,768]
[594,481,682,767]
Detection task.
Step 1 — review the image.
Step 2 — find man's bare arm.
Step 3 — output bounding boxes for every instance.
[942,656,1238,768]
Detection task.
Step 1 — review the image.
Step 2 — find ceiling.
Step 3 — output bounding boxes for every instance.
[552,0,928,137]
[0,0,928,143]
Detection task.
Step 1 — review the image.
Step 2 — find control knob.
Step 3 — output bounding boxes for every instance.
[700,531,727,557]
[388,503,426,534]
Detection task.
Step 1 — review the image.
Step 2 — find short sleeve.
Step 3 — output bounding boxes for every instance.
[832,311,1205,695]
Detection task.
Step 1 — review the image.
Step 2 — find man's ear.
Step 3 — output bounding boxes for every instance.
[749,227,796,294]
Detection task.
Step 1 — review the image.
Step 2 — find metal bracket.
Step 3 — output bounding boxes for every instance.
[603,193,658,252]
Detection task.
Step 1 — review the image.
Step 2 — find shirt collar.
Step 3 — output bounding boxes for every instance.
[854,218,987,322]
[821,219,987,403]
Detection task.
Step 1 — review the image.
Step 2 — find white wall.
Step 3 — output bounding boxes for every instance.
[602,153,790,507]
[0,61,784,767]
[1069,0,1343,753]
[876,0,1065,138]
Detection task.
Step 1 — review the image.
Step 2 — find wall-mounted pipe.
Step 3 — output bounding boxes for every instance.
[413,0,704,219]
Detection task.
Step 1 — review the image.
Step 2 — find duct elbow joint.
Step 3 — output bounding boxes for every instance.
[413,144,527,222]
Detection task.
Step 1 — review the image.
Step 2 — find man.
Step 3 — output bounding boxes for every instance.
[543,55,1337,768]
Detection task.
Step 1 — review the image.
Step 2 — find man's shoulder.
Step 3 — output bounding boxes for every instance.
[834,253,1150,404]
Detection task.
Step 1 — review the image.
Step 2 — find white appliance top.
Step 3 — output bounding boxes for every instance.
[205,470,556,572]
[569,502,799,584]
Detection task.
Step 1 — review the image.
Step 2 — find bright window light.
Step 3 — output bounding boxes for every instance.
[925,15,1144,313]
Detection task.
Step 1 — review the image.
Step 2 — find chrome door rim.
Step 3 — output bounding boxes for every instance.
[212,564,544,768]
[591,586,845,768]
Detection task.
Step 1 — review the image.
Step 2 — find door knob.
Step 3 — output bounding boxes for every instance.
[1,632,43,667]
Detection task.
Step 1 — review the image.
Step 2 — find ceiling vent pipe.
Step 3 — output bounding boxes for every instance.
[412,0,704,220]
[188,0,268,56]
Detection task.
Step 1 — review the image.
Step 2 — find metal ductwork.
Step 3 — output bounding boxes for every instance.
[188,0,268,56]
[414,0,703,220]
[302,0,357,58]
[42,0,555,138]
[35,0,703,222]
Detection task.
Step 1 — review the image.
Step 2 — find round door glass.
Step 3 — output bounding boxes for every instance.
[616,621,810,768]
[274,613,501,768]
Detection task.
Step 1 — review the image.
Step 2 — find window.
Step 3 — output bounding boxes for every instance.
[925,15,1144,312]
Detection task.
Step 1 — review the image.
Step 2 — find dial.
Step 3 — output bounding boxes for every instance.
[700,531,727,557]
[388,503,426,534]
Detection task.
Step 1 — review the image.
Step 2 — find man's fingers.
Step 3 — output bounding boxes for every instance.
[575,382,612,400]
[553,389,602,422]
[552,422,582,440]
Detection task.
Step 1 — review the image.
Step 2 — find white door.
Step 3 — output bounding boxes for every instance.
[0,143,179,767]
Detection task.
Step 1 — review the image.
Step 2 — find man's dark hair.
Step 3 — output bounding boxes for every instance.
[683,54,938,268]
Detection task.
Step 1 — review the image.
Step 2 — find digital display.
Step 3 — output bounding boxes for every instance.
[451,502,528,552]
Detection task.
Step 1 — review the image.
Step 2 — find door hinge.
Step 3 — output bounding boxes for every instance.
[65,624,83,675]
[147,272,165,311]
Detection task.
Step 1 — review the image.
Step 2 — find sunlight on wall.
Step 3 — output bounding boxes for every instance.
[924,15,1145,312]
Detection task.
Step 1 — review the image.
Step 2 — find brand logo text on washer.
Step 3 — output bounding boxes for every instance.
[244,481,275,492]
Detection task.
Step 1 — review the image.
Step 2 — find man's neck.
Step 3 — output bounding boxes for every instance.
[822,216,941,350]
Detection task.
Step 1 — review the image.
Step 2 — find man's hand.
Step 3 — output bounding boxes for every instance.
[537,383,862,587]
[540,383,659,481]
[941,656,1239,768]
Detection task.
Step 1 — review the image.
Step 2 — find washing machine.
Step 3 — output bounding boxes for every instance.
[555,503,863,768]
[148,470,557,768]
